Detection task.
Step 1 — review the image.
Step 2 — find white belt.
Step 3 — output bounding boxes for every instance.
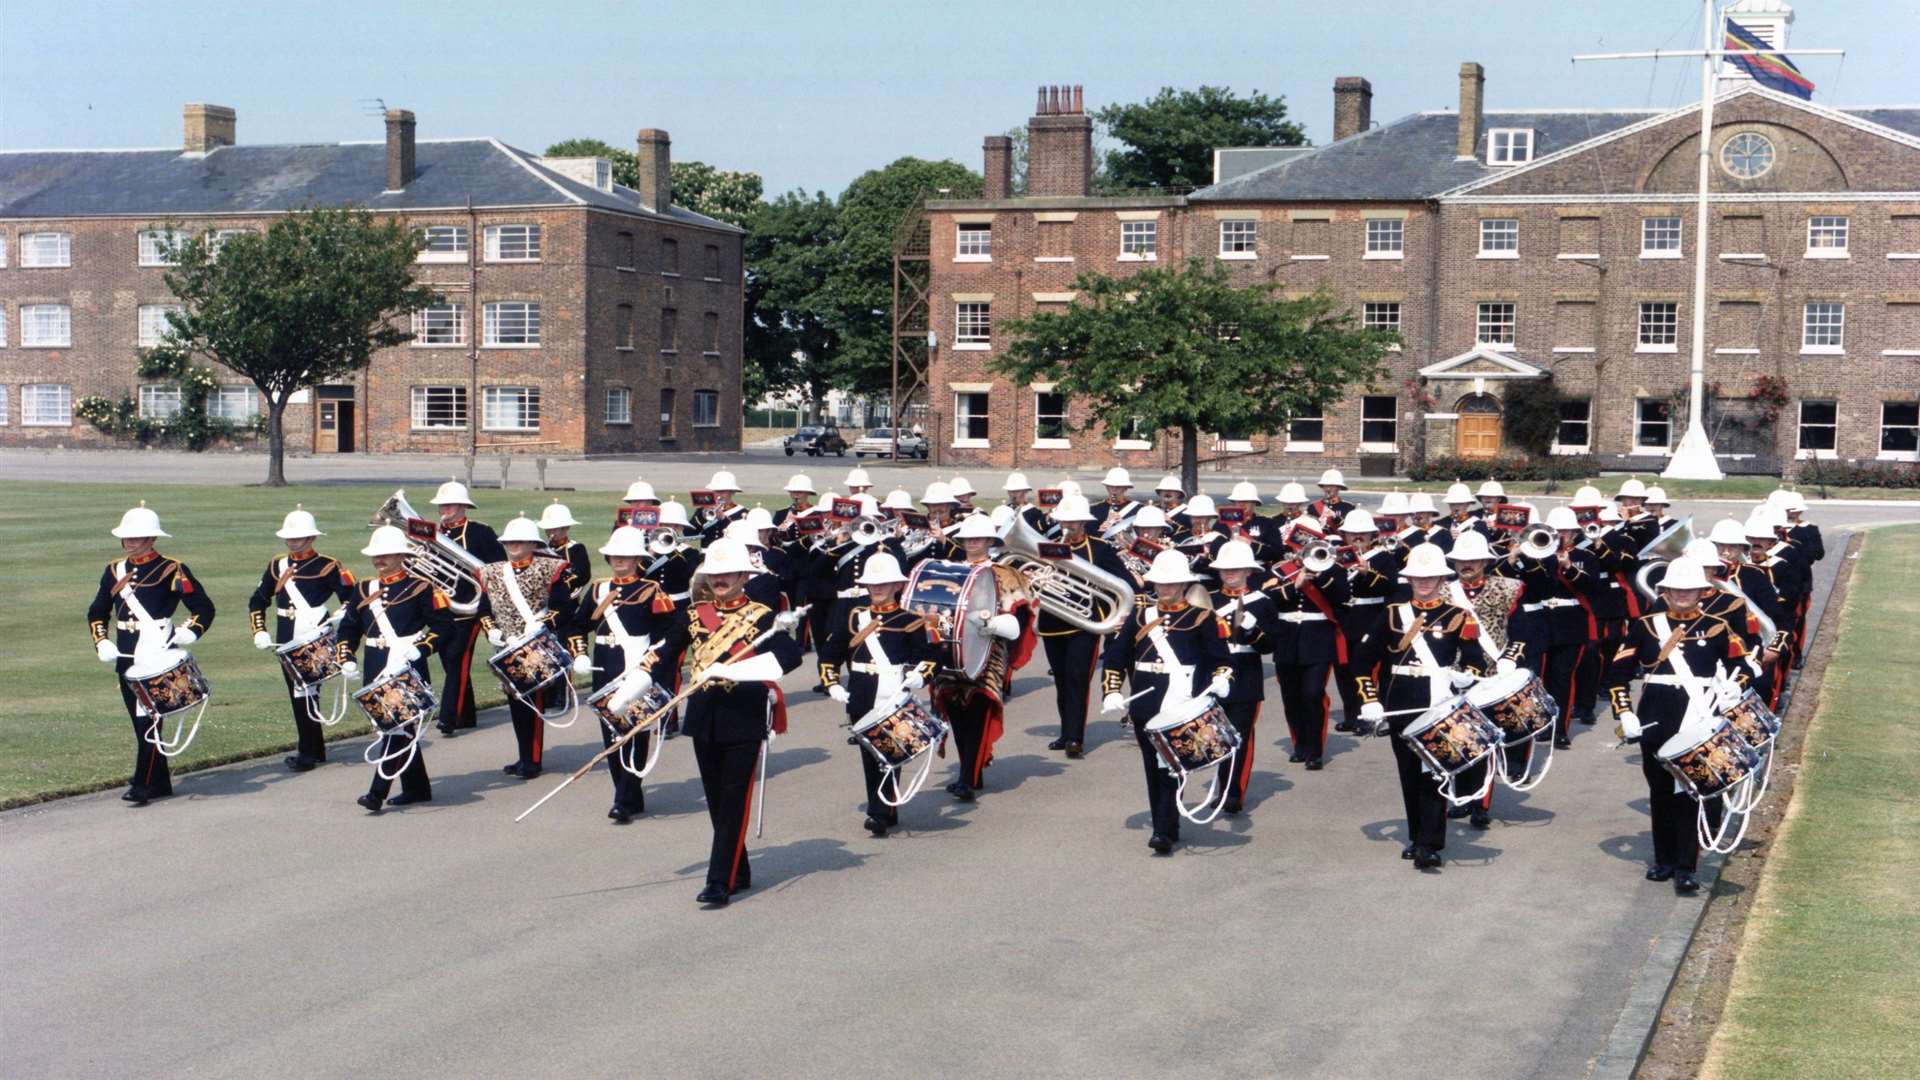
[1278,611,1328,623]
[593,634,647,647]
[365,635,392,647]
[1347,597,1385,607]
[275,606,302,618]
[1644,673,1712,689]
[837,587,866,598]
[1523,598,1581,611]
[665,591,690,602]
[1228,643,1258,655]
[114,619,148,631]
[850,662,890,674]
[1604,581,1623,590]
[1390,663,1432,676]
[1134,661,1175,674]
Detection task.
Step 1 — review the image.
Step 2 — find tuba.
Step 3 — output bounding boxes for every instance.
[371,490,485,615]
[1632,517,1696,602]
[994,513,1134,634]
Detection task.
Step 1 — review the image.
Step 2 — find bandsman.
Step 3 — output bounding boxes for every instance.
[539,500,591,589]
[1038,494,1132,758]
[1264,529,1351,770]
[1207,540,1279,813]
[1310,469,1356,532]
[930,513,1037,802]
[477,514,580,780]
[694,470,747,546]
[248,507,356,772]
[427,479,505,737]
[339,525,452,813]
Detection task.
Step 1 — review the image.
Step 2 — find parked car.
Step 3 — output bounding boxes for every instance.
[852,428,929,459]
[784,425,847,457]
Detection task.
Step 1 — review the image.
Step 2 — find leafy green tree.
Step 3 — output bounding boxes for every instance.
[151,207,439,485]
[543,137,634,182]
[992,260,1393,492]
[1095,86,1306,190]
[743,190,844,413]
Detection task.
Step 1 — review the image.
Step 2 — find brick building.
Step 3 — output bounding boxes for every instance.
[0,105,744,455]
[925,61,1920,478]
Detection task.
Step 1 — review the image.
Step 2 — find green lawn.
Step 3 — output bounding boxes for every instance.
[0,480,774,807]
[1702,526,1920,1079]
[1358,476,1920,502]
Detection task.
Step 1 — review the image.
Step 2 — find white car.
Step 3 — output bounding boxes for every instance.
[852,428,928,459]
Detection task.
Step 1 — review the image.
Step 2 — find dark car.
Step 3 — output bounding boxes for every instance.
[784,425,847,457]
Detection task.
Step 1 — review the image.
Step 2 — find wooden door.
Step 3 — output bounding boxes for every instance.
[316,402,339,453]
[1457,415,1501,458]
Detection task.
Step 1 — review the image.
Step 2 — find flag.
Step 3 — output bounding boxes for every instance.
[1724,19,1815,100]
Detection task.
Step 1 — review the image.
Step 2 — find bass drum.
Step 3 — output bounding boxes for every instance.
[903,559,998,680]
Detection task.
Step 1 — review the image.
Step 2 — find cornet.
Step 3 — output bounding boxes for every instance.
[1517,524,1558,561]
[1299,541,1337,576]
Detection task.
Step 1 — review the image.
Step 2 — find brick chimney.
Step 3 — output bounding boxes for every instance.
[1026,84,1092,197]
[183,104,235,153]
[384,109,416,190]
[983,135,1013,199]
[637,129,672,212]
[1332,77,1372,141]
[1457,62,1485,160]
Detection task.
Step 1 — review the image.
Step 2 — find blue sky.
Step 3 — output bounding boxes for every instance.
[2,1,1908,196]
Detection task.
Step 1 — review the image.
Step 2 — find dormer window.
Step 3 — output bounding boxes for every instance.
[1488,128,1534,165]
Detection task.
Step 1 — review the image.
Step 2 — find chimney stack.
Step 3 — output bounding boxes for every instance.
[183,104,235,153]
[637,128,672,212]
[983,135,1013,199]
[385,109,416,190]
[1026,84,1092,197]
[1332,77,1373,141]
[1457,62,1485,160]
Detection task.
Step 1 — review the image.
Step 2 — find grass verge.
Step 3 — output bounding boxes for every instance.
[1365,476,1920,502]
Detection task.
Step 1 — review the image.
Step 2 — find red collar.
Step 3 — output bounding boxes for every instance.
[1670,608,1702,622]
[288,549,317,562]
[128,550,162,565]
[510,557,533,569]
[441,517,467,529]
[380,571,408,585]
[612,573,639,585]
[871,599,900,613]
[1156,599,1189,614]
[714,595,749,611]
[1221,586,1247,598]
[1411,597,1445,611]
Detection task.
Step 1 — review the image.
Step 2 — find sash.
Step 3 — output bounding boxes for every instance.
[278,557,326,633]
[367,584,417,680]
[1143,611,1196,715]
[855,610,906,726]
[1297,577,1347,664]
[694,603,786,733]
[597,582,654,677]
[113,560,173,663]
[500,562,541,634]
[1397,603,1455,705]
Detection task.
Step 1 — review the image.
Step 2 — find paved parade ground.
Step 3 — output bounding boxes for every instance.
[0,463,1885,1079]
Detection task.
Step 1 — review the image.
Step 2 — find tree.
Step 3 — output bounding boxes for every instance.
[743,190,844,413]
[1094,86,1306,190]
[542,138,763,226]
[991,259,1394,493]
[152,207,439,485]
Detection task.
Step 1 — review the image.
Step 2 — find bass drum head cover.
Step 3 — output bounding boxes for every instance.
[903,559,998,680]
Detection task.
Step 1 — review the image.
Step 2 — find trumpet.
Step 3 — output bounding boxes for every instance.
[994,514,1134,634]
[1299,540,1337,576]
[1518,524,1558,561]
[371,490,485,615]
[1583,521,1608,541]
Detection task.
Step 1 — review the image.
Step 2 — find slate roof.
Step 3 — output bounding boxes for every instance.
[1213,146,1316,184]
[0,139,741,232]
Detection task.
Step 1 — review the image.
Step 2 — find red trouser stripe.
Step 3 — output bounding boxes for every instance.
[453,622,480,716]
[1237,702,1260,789]
[729,749,759,890]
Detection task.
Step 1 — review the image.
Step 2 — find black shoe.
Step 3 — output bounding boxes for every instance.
[1333,719,1356,734]
[1470,809,1492,829]
[1645,864,1673,882]
[122,789,149,806]
[864,815,891,837]
[1577,712,1597,726]
[436,723,457,737]
[285,755,316,772]
[386,791,431,806]
[812,683,828,694]
[1288,751,1305,763]
[1674,871,1700,895]
[1147,833,1173,854]
[609,805,632,824]
[519,765,542,781]
[949,782,976,803]
[502,762,523,777]
[1554,735,1573,750]
[1064,742,1084,759]
[1447,804,1473,820]
[1047,738,1069,751]
[1401,844,1416,860]
[1222,797,1243,816]
[1304,758,1324,771]
[696,884,730,906]
[356,794,383,813]
[1413,848,1443,870]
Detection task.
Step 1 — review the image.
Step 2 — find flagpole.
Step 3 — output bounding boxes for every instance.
[1664,0,1723,480]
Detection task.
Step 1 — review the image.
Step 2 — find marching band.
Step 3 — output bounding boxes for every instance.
[84,466,1828,904]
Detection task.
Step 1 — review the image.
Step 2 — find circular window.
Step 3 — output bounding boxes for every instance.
[1720,132,1775,180]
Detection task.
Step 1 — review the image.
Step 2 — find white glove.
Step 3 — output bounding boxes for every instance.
[401,644,421,664]
[903,670,926,691]
[697,663,732,684]
[1206,675,1233,699]
[1495,657,1517,675]
[985,613,1020,640]
[1618,711,1643,740]
[1101,692,1127,717]
[340,660,360,679]
[1359,702,1385,723]
[828,684,851,704]
[170,627,198,647]
[1449,669,1478,689]
[1238,611,1257,631]
[253,630,273,651]
[486,628,506,648]
[773,610,804,635]
[571,654,594,676]
[96,639,119,664]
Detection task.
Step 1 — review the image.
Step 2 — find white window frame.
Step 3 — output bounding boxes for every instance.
[20,304,72,347]
[0,234,9,267]
[482,385,542,432]
[138,384,182,420]
[1796,399,1838,460]
[1632,398,1673,456]
[207,228,252,257]
[1285,408,1325,452]
[0,385,8,424]
[0,306,9,347]
[1637,302,1680,353]
[955,223,992,262]
[1802,302,1845,354]
[21,383,72,426]
[1488,128,1534,165]
[953,391,990,448]
[410,386,469,431]
[411,302,467,347]
[1217,219,1257,260]
[1362,301,1402,350]
[417,225,469,263]
[1113,415,1154,451]
[1475,302,1516,350]
[1119,220,1158,261]
[1640,216,1683,259]
[605,387,632,425]
[954,302,991,350]
[137,229,187,266]
[1805,216,1849,259]
[1878,401,1920,462]
[483,224,542,263]
[1478,219,1519,259]
[20,232,71,268]
[1364,218,1404,260]
[482,301,542,347]
[206,385,259,423]
[1359,394,1398,452]
[137,304,184,348]
[692,389,720,428]
[1553,399,1592,454]
[1033,388,1070,448]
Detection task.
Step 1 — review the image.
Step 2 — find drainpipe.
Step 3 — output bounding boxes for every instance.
[466,195,479,487]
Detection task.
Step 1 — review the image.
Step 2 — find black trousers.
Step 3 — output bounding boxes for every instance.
[507,684,549,771]
[366,728,431,801]
[437,619,482,730]
[1639,723,1701,872]
[1275,662,1332,763]
[945,691,994,788]
[1462,737,1541,813]
[1575,621,1623,719]
[805,603,835,661]
[601,719,648,814]
[1042,631,1099,743]
[860,750,898,825]
[1332,660,1366,730]
[119,679,173,796]
[1218,700,1260,803]
[1545,644,1585,739]
[1133,722,1181,840]
[1388,720,1447,852]
[692,736,761,890]
[282,668,327,762]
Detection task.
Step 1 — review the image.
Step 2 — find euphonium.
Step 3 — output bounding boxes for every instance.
[371,489,485,615]
[994,513,1133,634]
[1632,517,1696,602]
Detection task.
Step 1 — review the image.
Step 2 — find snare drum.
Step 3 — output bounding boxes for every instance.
[354,667,438,732]
[1719,689,1781,751]
[276,623,342,692]
[1464,669,1557,745]
[586,676,673,735]
[852,699,948,768]
[1144,696,1242,776]
[1402,695,1503,777]
[487,628,571,699]
[125,650,211,718]
[903,560,998,679]
[1656,719,1761,800]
